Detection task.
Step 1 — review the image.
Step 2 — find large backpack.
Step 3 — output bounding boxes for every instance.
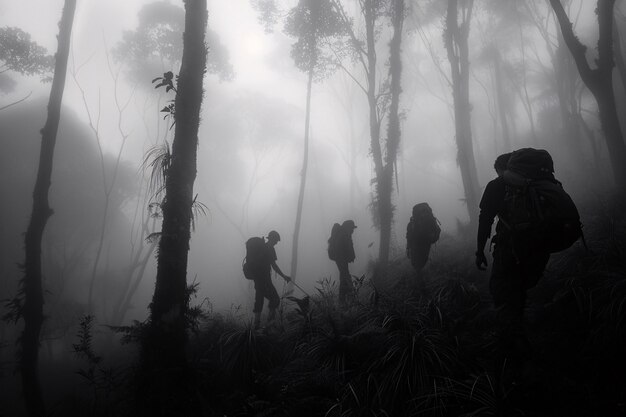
[327,223,342,261]
[243,236,266,279]
[409,203,441,245]
[502,148,581,253]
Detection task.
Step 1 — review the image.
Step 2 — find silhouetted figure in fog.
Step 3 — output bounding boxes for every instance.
[476,150,577,370]
[475,153,511,271]
[249,230,291,330]
[328,220,357,306]
[406,203,441,279]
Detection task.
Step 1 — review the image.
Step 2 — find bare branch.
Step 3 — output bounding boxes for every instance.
[0,91,32,111]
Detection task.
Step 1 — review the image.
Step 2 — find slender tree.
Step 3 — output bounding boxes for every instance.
[329,0,399,278]
[379,0,405,275]
[143,0,207,372]
[444,0,480,229]
[482,44,513,150]
[549,0,626,188]
[283,0,343,281]
[19,1,76,415]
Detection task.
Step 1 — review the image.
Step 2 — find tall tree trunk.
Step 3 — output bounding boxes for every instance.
[290,66,314,281]
[378,0,405,278]
[445,0,480,230]
[20,1,76,415]
[550,0,626,188]
[144,0,207,371]
[613,16,626,117]
[491,47,512,150]
[361,0,387,276]
[554,31,589,164]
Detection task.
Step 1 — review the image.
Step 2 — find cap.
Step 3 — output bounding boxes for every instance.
[342,220,357,229]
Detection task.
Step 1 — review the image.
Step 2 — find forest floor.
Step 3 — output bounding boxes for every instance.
[1,195,625,417]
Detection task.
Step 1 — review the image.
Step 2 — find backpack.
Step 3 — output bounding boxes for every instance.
[327,223,342,261]
[409,203,441,245]
[242,236,266,280]
[502,148,581,253]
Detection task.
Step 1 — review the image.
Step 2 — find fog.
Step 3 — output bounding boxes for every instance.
[1,0,621,318]
[1,0,626,414]
[1,0,626,409]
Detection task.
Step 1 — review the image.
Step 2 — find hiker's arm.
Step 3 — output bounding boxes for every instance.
[476,216,490,271]
[476,183,499,270]
[477,180,501,251]
[271,261,291,281]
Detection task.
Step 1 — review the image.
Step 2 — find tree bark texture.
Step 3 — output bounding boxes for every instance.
[377,0,404,276]
[146,0,207,370]
[549,0,626,188]
[361,0,388,275]
[21,1,76,416]
[445,0,480,229]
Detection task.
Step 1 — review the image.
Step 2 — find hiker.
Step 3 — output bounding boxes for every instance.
[247,230,291,329]
[476,149,580,365]
[328,220,357,305]
[406,202,441,275]
[475,152,511,272]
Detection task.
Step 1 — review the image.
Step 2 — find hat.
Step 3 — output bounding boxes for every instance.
[494,152,512,171]
[342,220,357,229]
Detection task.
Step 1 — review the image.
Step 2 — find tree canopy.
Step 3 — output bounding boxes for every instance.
[0,26,53,93]
[114,0,234,84]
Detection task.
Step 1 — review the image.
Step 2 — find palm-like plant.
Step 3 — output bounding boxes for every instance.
[217,326,286,388]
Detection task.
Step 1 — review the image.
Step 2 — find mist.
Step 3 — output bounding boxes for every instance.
[1,0,625,415]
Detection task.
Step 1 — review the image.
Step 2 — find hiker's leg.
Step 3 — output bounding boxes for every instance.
[267,283,280,322]
[253,276,269,328]
[490,244,525,355]
[523,250,550,290]
[412,244,430,271]
[253,279,266,314]
[336,261,352,305]
[412,244,431,292]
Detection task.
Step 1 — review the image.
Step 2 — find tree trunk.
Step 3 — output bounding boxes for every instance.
[361,0,386,276]
[378,0,405,278]
[491,47,512,150]
[290,66,314,281]
[20,1,76,415]
[445,0,480,230]
[144,0,207,371]
[550,0,626,188]
[613,16,626,122]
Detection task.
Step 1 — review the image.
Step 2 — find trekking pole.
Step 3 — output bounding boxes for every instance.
[289,280,310,298]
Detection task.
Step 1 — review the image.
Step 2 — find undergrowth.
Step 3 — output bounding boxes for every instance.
[1,198,624,417]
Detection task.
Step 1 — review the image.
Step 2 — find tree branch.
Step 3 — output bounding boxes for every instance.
[548,0,597,87]
[0,91,32,111]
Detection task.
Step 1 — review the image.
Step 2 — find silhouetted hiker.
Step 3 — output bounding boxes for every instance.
[476,153,511,271]
[328,220,357,306]
[476,149,581,371]
[406,202,441,277]
[245,230,291,330]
